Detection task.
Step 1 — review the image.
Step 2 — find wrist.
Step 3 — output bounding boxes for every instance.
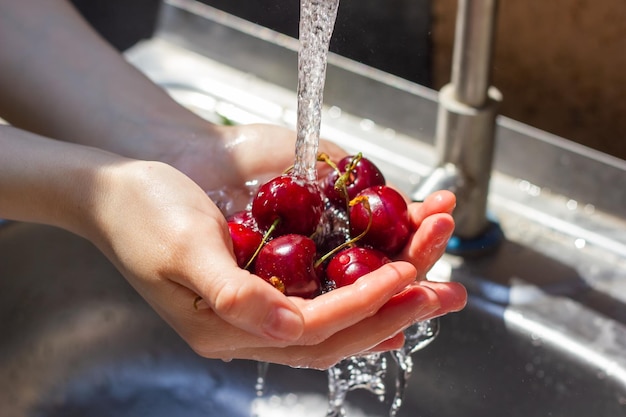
[0,126,130,239]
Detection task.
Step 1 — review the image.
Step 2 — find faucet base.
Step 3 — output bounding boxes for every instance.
[446,217,504,257]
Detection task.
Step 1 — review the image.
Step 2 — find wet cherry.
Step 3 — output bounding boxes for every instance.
[322,154,386,208]
[325,247,391,288]
[227,221,264,269]
[252,174,324,237]
[349,185,410,255]
[254,234,321,298]
[235,152,413,299]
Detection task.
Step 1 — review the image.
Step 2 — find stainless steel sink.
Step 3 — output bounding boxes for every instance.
[2,1,626,416]
[2,222,625,417]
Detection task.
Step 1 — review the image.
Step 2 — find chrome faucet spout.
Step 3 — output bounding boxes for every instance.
[452,0,498,107]
[413,0,503,251]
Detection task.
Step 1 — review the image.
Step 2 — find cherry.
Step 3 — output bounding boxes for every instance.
[227,221,264,269]
[321,154,386,208]
[235,153,410,298]
[254,234,321,298]
[252,174,324,237]
[325,247,391,288]
[349,185,410,255]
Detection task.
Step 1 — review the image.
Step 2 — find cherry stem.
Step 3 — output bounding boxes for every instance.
[244,218,280,270]
[317,152,340,172]
[314,195,373,268]
[336,153,362,212]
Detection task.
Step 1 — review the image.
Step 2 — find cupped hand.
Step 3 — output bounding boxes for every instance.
[86,151,464,369]
[166,123,346,193]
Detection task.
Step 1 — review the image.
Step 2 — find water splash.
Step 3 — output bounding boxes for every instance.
[255,361,270,397]
[293,0,340,182]
[388,320,440,416]
[326,353,387,417]
[323,320,439,417]
[206,180,259,217]
[251,362,271,417]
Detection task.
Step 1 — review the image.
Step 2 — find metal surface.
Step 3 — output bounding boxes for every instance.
[413,0,501,240]
[413,84,501,240]
[451,0,498,107]
[1,1,626,416]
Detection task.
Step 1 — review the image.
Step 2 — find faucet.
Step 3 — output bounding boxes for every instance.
[412,0,503,255]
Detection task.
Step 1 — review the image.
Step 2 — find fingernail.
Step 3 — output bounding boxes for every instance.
[263,307,304,341]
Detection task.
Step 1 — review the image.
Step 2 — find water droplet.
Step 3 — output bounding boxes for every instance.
[328,106,342,118]
[529,184,541,196]
[383,128,396,139]
[359,119,375,131]
[574,238,586,249]
[518,180,531,191]
[566,199,578,210]
[583,204,596,214]
[518,180,541,196]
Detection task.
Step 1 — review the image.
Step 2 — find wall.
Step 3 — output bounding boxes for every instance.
[432,0,626,160]
[201,0,433,86]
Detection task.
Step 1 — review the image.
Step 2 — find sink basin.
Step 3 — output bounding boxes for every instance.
[1,222,625,417]
[2,1,626,416]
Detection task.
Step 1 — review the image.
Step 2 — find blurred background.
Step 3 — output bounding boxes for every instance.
[72,0,626,160]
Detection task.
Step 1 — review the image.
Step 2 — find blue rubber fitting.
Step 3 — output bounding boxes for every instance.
[446,218,504,257]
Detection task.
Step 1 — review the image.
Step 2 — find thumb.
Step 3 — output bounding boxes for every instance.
[195,260,306,342]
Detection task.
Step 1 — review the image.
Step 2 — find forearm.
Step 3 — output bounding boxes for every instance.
[0,124,123,238]
[0,0,215,161]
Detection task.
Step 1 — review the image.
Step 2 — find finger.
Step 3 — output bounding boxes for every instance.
[417,280,467,318]
[399,213,455,277]
[290,261,419,345]
[166,219,306,343]
[409,190,456,228]
[201,265,306,342]
[217,284,442,369]
[148,276,316,360]
[367,332,406,352]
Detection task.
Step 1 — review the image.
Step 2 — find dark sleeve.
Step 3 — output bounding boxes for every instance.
[70,0,161,51]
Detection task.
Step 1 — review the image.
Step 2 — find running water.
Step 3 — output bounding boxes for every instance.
[388,320,440,416]
[326,353,387,417]
[293,0,340,182]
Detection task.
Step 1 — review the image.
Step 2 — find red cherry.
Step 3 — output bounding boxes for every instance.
[254,234,321,298]
[349,186,410,255]
[252,174,324,237]
[227,221,264,269]
[325,247,391,288]
[322,154,386,208]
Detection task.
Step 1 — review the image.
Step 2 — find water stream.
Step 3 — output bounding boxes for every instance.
[293,0,340,182]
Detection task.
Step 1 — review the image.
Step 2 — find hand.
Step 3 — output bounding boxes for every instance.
[164,123,347,192]
[84,126,465,369]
